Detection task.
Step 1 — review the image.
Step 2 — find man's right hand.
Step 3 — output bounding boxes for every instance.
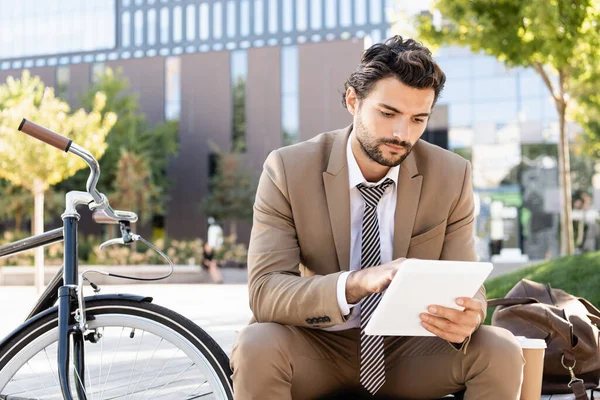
[345,258,406,304]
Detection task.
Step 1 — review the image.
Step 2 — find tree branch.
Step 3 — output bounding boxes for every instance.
[534,62,560,104]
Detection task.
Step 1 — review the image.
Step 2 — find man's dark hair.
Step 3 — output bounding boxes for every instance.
[342,35,446,108]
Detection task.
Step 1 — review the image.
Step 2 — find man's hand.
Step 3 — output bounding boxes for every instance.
[345,258,406,304]
[420,297,484,344]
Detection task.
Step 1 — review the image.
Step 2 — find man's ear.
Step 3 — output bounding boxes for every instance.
[346,87,358,116]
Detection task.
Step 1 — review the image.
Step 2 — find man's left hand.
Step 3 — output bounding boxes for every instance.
[419,297,484,344]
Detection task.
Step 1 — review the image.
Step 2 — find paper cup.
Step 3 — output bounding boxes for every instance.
[516,336,546,400]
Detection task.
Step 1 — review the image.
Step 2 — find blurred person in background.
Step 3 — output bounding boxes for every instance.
[203,217,224,283]
[573,191,599,253]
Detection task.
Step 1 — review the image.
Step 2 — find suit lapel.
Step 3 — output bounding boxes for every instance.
[393,148,423,259]
[323,127,352,271]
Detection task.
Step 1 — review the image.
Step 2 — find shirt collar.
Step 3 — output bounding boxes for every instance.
[346,132,400,189]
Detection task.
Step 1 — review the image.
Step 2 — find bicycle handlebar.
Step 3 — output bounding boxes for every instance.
[18,118,72,152]
[17,118,138,224]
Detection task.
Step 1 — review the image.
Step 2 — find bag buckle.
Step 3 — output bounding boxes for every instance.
[562,354,585,388]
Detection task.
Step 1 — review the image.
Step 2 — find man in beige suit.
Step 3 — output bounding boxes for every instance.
[230,36,524,399]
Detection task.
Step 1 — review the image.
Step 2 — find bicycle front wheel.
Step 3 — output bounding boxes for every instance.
[0,298,234,399]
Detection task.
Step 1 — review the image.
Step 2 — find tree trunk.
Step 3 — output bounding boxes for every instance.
[557,100,574,256]
[15,212,22,235]
[32,180,45,293]
[230,220,237,241]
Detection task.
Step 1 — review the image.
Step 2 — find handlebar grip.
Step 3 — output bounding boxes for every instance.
[18,118,72,152]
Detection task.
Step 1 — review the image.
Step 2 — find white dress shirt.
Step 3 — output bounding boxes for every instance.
[323,134,400,331]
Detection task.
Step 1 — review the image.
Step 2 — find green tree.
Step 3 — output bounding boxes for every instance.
[202,151,257,238]
[64,67,179,223]
[0,71,116,291]
[110,150,155,221]
[0,180,64,235]
[415,0,600,256]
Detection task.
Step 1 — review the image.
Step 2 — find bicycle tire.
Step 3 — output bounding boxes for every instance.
[0,298,234,399]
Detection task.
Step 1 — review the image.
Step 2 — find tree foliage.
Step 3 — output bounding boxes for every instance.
[415,0,600,255]
[0,71,116,192]
[202,151,257,234]
[62,67,179,223]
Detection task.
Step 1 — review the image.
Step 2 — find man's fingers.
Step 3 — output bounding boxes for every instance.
[421,321,465,344]
[427,305,465,324]
[456,297,484,312]
[420,313,471,338]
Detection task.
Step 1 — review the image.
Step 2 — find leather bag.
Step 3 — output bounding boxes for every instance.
[488,279,600,400]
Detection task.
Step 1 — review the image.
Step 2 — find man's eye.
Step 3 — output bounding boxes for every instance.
[414,118,425,123]
[381,111,394,118]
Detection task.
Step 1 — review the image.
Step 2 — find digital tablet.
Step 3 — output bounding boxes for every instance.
[364,259,493,336]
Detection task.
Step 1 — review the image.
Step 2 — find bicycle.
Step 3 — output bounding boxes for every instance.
[0,119,234,399]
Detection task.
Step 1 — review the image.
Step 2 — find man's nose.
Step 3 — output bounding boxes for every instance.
[392,119,410,141]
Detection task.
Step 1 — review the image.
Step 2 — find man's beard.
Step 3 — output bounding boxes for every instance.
[355,117,413,168]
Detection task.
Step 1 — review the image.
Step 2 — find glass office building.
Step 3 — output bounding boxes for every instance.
[0,0,576,257]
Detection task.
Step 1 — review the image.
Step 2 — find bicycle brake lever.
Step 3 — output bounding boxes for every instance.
[99,238,125,250]
[99,234,142,250]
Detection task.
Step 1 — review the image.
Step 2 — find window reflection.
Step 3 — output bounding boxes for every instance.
[0,0,116,59]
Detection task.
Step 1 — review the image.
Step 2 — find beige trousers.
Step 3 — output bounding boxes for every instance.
[230,323,524,400]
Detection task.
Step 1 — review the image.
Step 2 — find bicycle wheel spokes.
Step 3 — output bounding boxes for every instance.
[0,314,225,399]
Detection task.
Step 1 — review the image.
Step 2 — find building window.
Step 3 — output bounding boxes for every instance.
[56,66,70,100]
[227,1,237,38]
[213,2,223,39]
[311,0,323,30]
[122,11,131,47]
[134,10,144,46]
[186,5,196,41]
[281,46,299,145]
[91,62,106,84]
[370,0,382,24]
[147,9,157,45]
[325,0,336,28]
[0,0,115,60]
[268,0,278,34]
[160,7,170,44]
[340,0,352,27]
[231,50,248,152]
[173,6,183,43]
[283,0,293,32]
[296,0,307,31]
[240,0,250,37]
[165,56,181,121]
[355,0,367,25]
[199,3,210,40]
[255,0,265,35]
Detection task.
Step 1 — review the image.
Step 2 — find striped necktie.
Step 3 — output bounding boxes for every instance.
[356,177,394,395]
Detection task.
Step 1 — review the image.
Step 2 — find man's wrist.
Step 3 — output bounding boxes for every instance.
[345,270,366,304]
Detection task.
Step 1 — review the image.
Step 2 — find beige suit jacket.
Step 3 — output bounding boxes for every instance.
[247,125,486,329]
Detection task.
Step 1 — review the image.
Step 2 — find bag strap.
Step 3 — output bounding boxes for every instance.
[579,297,600,318]
[571,379,590,400]
[487,297,539,307]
